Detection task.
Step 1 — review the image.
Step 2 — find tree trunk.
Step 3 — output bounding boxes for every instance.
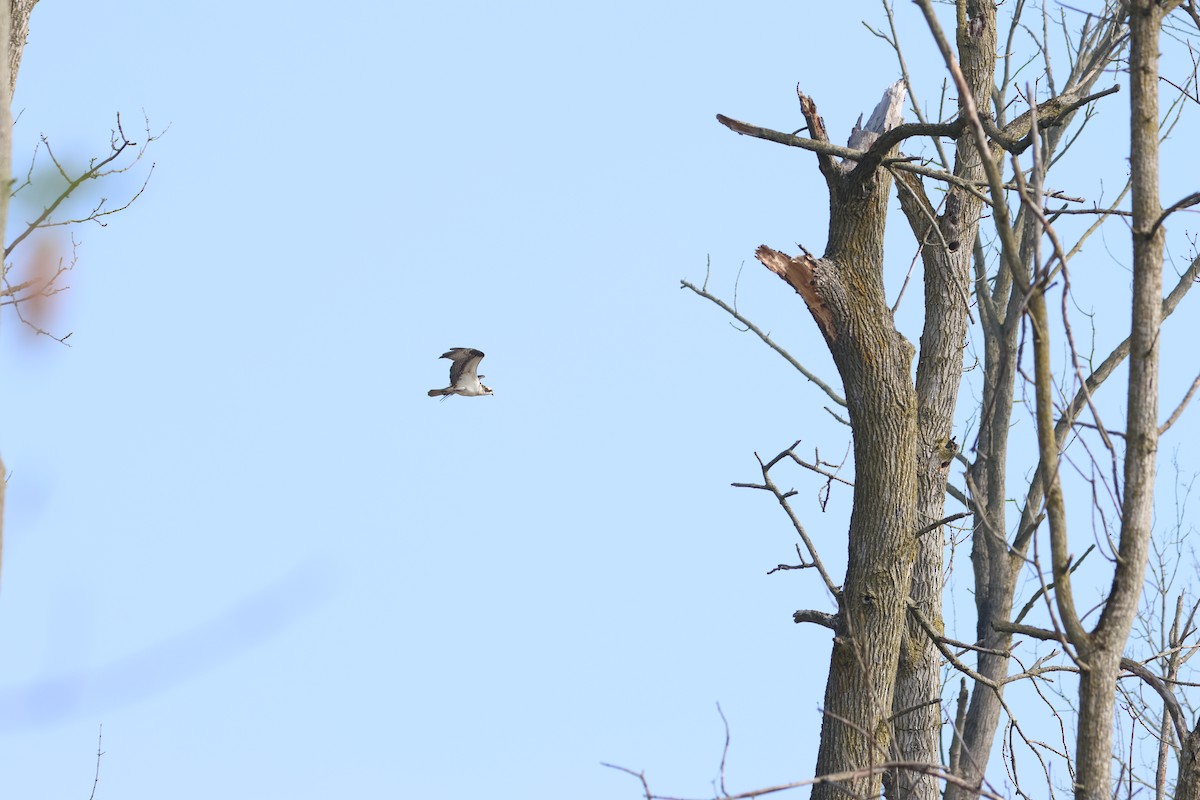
[925,7,1129,795]
[756,85,918,800]
[1176,727,1200,800]
[8,0,36,93]
[0,0,16,582]
[889,5,996,798]
[1071,3,1164,798]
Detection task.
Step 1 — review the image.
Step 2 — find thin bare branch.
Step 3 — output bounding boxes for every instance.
[716,703,731,798]
[7,113,161,258]
[732,445,841,597]
[714,113,1084,203]
[915,511,971,538]
[681,279,846,407]
[1158,370,1200,435]
[602,762,653,800]
[89,726,104,800]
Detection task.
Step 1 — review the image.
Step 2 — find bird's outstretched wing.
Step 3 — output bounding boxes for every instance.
[443,348,485,388]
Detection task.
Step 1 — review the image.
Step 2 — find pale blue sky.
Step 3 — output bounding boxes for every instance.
[3,2,1199,799]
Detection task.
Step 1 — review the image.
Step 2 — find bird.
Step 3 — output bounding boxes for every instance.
[929,436,959,472]
[427,348,494,399]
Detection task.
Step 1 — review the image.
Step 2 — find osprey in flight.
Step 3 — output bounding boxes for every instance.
[427,348,493,399]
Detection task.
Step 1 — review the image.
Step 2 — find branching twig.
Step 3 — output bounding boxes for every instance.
[7,113,160,258]
[602,762,653,800]
[732,444,840,598]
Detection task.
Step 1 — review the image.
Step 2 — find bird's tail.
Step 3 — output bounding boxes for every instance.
[427,388,448,397]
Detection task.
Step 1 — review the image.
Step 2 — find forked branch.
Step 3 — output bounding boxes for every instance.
[6,113,161,258]
[731,442,842,598]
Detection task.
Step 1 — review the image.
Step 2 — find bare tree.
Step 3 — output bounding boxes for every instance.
[613,2,1200,799]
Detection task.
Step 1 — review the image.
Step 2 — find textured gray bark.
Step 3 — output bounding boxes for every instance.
[0,2,14,582]
[887,6,995,799]
[1063,3,1163,798]
[1177,727,1200,800]
[808,181,917,800]
[940,12,1131,797]
[8,0,36,93]
[753,84,917,800]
